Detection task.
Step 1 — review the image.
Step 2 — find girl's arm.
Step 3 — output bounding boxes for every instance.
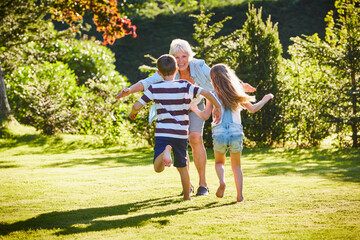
[242,94,274,113]
[242,83,256,93]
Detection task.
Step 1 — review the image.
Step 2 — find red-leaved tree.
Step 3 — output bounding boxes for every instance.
[50,0,137,45]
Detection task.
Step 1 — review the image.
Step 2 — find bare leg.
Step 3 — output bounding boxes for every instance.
[177,167,191,200]
[186,152,194,191]
[154,145,172,172]
[214,151,226,198]
[189,132,207,188]
[230,152,244,202]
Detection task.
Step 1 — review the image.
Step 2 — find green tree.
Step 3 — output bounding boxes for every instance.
[235,5,283,145]
[282,47,335,147]
[289,0,360,147]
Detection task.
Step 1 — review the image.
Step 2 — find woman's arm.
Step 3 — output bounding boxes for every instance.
[242,94,274,113]
[116,82,144,99]
[116,72,163,99]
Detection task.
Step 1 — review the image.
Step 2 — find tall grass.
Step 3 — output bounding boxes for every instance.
[0,125,359,239]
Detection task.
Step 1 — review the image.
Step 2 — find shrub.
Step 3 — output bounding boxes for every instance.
[8,61,80,135]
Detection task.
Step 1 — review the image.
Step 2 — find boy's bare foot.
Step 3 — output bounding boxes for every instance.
[237,195,244,202]
[163,145,172,167]
[216,182,226,198]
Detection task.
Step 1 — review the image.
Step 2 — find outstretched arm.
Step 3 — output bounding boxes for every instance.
[242,94,274,113]
[190,100,213,121]
[242,83,256,93]
[199,89,222,124]
[116,82,144,99]
[129,101,144,119]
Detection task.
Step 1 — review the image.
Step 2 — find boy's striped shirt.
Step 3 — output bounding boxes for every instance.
[138,80,202,139]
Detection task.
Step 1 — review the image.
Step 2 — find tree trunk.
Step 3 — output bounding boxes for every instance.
[351,70,358,148]
[0,62,11,123]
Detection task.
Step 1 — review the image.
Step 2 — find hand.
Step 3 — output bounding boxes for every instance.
[129,111,138,120]
[262,93,274,102]
[212,107,221,124]
[242,83,256,93]
[116,88,130,99]
[189,103,198,112]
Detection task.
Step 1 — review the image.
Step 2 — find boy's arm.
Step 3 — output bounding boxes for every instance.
[190,101,213,120]
[129,101,144,119]
[242,94,274,113]
[199,89,222,124]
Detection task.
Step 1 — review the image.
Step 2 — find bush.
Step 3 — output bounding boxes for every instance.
[8,61,81,135]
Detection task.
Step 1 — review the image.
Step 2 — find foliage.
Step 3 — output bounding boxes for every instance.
[7,62,80,135]
[110,0,334,83]
[286,0,360,147]
[191,7,234,67]
[50,0,137,45]
[281,54,334,147]
[5,35,136,145]
[0,0,138,124]
[234,5,283,145]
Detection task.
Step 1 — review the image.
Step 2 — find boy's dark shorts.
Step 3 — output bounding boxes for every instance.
[153,137,188,168]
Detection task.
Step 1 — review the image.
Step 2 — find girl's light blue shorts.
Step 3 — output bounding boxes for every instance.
[212,123,244,154]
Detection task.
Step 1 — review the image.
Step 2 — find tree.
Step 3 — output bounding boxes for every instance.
[289,0,360,147]
[0,0,136,123]
[0,63,10,122]
[235,5,283,145]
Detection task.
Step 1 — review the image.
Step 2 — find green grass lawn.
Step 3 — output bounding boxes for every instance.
[0,126,359,239]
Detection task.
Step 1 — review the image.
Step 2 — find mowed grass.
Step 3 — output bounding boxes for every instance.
[0,126,359,239]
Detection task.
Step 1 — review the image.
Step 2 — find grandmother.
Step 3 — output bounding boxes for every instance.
[116,39,255,196]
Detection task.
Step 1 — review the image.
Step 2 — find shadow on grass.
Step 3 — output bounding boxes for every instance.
[44,147,155,168]
[0,196,236,236]
[242,148,360,183]
[0,133,102,154]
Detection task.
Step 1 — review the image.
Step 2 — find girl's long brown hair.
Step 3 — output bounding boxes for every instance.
[210,64,255,112]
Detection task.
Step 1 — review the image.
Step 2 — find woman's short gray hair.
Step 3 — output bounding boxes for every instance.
[169,39,196,60]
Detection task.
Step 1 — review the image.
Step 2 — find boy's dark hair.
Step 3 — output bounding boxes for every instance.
[157,54,177,77]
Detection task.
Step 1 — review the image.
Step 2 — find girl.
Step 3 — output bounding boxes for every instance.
[190,64,273,202]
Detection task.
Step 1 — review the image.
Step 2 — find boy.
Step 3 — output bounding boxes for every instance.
[129,54,221,200]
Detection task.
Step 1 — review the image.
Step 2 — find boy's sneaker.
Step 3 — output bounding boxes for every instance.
[196,186,209,196]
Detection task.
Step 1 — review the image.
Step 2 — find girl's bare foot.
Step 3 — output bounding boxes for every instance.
[163,145,172,167]
[237,195,244,202]
[216,182,226,198]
